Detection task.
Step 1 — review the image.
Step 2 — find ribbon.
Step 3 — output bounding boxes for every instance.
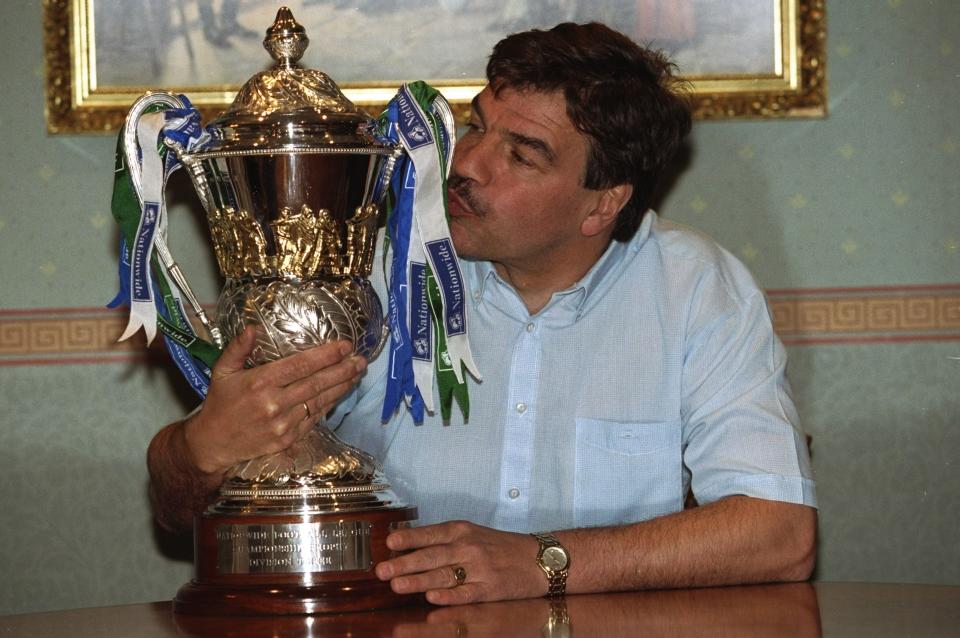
[378,82,481,423]
[108,96,219,397]
[118,113,166,344]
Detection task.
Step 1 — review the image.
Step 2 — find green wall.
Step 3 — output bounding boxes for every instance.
[1,1,957,614]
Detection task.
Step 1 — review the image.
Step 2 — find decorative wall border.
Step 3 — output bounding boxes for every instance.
[2,284,959,365]
[0,306,151,366]
[767,284,960,345]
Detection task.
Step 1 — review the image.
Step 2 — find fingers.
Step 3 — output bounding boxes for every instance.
[386,521,466,551]
[376,523,476,600]
[192,330,367,473]
[269,340,356,386]
[377,542,455,581]
[266,401,318,453]
[215,324,362,393]
[425,584,481,606]
[212,325,256,378]
[283,353,366,411]
[375,524,542,606]
[261,352,367,452]
[290,405,321,440]
[391,566,475,598]
[244,399,318,458]
[385,561,484,606]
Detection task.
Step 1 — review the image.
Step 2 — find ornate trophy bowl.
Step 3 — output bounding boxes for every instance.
[125,9,418,615]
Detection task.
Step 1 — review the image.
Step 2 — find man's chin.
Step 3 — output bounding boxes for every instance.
[449,220,474,258]
[452,242,479,261]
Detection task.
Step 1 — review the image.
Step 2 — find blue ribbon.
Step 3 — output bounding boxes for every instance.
[107,237,132,310]
[381,143,426,423]
[410,262,432,363]
[425,238,466,336]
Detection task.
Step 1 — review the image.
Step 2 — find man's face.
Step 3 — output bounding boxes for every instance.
[447,86,610,272]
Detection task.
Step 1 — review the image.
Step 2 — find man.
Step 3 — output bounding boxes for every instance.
[148,22,816,606]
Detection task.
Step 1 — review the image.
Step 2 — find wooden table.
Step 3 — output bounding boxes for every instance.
[0,582,957,637]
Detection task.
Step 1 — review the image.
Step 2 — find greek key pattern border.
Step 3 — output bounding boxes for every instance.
[767,285,960,345]
[1,285,959,365]
[0,307,151,366]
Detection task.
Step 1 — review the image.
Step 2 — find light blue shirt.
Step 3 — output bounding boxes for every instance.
[330,212,817,532]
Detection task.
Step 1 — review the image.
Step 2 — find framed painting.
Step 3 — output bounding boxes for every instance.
[44,0,826,134]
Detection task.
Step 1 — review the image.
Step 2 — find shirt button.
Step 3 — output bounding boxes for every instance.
[525,322,536,333]
[508,488,521,499]
[515,402,527,414]
[473,290,481,300]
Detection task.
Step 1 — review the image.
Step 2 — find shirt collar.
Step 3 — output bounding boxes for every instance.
[466,211,657,322]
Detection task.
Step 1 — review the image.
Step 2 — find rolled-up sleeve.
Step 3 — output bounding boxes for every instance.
[680,277,817,509]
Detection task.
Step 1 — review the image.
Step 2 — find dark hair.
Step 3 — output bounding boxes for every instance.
[487,22,692,242]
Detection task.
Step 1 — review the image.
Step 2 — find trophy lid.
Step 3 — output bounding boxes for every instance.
[199,7,391,156]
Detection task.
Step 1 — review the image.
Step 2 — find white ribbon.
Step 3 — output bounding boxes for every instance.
[397,87,481,394]
[119,111,167,345]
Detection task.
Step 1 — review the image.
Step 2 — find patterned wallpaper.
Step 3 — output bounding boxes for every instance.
[0,0,957,616]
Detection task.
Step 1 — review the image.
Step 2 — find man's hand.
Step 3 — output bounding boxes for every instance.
[375,521,546,605]
[182,326,367,475]
[372,498,815,607]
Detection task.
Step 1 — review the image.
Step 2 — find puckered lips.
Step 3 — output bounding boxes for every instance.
[447,186,477,219]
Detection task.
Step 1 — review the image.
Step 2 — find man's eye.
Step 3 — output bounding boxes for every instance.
[511,150,533,167]
[466,121,484,134]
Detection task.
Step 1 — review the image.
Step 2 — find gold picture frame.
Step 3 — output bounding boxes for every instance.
[43,0,826,134]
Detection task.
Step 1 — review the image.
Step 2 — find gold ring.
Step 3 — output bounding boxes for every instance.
[452,565,467,586]
[302,402,311,420]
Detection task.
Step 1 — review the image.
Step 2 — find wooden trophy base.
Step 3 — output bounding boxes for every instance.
[174,504,422,615]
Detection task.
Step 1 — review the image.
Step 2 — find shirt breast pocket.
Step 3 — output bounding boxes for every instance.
[573,417,683,528]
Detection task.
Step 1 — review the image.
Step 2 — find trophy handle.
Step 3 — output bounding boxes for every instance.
[122,92,224,348]
[429,92,457,176]
[122,92,188,193]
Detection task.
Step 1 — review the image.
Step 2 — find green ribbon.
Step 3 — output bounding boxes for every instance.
[109,114,221,370]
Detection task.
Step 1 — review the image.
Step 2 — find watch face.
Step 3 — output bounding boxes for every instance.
[542,545,568,571]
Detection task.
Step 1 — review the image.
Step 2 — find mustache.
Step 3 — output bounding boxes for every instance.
[448,175,488,217]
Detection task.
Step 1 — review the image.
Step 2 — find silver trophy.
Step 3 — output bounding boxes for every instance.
[123,8,420,614]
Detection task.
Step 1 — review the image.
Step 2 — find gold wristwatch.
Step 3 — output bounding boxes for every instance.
[531,532,569,597]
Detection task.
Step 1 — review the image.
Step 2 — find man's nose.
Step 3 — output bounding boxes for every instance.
[451,137,490,185]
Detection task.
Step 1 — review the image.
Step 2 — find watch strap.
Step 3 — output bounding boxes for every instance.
[531,532,569,597]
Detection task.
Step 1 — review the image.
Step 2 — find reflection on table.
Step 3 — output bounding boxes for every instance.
[1,582,958,637]
[176,582,819,637]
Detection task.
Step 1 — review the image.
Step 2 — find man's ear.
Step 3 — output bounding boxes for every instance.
[580,184,633,238]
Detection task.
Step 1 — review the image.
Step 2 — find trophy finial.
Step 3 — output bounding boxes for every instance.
[210,4,373,150]
[264,7,308,68]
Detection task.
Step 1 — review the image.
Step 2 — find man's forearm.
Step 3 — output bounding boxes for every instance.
[558,496,816,594]
[146,419,224,533]
[376,495,816,605]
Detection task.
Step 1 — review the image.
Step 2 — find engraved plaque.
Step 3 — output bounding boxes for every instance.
[216,521,372,575]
